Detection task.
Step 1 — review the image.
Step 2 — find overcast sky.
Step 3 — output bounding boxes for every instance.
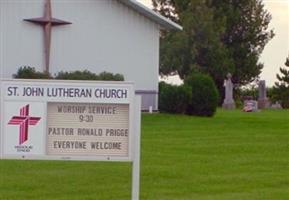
[138,0,289,86]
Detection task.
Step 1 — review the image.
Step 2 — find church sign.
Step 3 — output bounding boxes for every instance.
[0,79,139,162]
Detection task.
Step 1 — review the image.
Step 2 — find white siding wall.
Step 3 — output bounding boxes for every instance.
[0,0,160,93]
[0,1,3,77]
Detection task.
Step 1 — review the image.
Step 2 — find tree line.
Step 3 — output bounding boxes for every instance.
[152,0,274,97]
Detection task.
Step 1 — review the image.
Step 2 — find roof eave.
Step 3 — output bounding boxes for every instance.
[119,0,183,31]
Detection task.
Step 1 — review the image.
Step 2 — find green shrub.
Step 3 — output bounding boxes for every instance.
[159,81,191,114]
[185,73,219,117]
[13,66,52,79]
[271,56,289,108]
[98,71,124,81]
[55,70,124,81]
[14,67,124,81]
[271,85,289,108]
[55,70,97,80]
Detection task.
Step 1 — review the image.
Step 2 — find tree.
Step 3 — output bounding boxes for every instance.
[153,0,274,92]
[211,0,274,85]
[272,56,289,108]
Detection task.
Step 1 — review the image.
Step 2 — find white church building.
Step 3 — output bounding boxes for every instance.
[0,0,181,110]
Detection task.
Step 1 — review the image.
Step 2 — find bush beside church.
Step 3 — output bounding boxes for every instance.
[159,73,219,117]
[14,66,124,81]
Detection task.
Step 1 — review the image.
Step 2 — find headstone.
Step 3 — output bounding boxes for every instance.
[222,73,236,109]
[258,80,269,109]
[271,102,282,109]
[243,100,258,112]
[149,106,153,114]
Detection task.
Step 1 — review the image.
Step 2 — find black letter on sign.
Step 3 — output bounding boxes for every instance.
[7,87,18,96]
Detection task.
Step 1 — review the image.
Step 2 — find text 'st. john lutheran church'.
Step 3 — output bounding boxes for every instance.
[0,0,182,110]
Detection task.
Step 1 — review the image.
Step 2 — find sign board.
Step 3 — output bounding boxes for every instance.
[0,79,139,162]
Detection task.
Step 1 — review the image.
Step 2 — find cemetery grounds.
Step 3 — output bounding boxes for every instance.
[0,109,289,199]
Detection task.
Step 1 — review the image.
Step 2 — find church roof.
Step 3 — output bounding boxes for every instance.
[119,0,182,31]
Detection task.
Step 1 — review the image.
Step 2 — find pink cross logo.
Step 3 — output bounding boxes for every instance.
[8,105,41,145]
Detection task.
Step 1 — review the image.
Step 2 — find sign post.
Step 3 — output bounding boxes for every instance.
[132,95,141,200]
[0,79,141,199]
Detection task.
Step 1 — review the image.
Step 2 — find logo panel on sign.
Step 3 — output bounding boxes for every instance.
[3,102,46,156]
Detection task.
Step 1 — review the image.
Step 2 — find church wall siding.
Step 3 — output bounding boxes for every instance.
[0,0,160,110]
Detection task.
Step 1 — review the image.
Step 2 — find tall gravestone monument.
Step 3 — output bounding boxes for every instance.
[258,80,269,109]
[222,73,236,109]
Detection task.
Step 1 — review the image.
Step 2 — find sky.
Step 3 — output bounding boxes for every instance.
[138,0,289,86]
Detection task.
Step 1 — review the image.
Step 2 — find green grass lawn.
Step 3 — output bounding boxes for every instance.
[1,109,289,200]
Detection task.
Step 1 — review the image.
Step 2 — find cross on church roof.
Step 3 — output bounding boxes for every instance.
[23,0,72,73]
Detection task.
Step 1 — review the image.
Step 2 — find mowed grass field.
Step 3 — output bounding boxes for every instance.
[1,109,289,200]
